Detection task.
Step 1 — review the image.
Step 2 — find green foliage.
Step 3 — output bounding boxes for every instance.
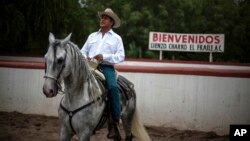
[0,0,249,62]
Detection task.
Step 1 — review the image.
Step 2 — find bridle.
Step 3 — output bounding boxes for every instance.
[43,75,57,81]
[43,75,65,94]
[43,59,66,95]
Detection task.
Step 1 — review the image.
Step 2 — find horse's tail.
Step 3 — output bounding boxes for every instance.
[131,109,152,141]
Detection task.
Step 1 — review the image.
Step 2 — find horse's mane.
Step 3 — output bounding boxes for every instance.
[65,41,102,100]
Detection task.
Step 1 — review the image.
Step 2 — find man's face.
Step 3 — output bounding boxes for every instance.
[100,15,114,28]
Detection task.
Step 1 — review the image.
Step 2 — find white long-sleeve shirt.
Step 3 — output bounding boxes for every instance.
[80,29,125,65]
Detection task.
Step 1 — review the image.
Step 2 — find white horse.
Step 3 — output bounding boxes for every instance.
[43,33,151,141]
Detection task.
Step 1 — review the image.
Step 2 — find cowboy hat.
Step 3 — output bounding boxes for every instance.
[98,8,120,28]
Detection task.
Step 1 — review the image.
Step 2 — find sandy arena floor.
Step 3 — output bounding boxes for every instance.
[0,111,228,141]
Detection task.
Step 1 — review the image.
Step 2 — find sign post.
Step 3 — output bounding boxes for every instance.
[209,52,213,62]
[159,50,163,60]
[148,32,225,61]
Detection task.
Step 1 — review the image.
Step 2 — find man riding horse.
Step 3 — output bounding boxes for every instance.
[43,8,151,141]
[80,8,124,138]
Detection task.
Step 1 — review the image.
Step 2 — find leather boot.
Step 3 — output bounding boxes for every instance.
[125,134,133,141]
[107,121,121,139]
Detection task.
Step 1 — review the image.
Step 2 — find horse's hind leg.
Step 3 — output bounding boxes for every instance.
[122,113,134,141]
[121,96,136,141]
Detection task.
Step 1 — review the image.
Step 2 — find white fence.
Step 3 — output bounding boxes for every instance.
[0,56,250,135]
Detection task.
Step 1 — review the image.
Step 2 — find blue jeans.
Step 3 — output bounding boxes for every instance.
[101,65,121,122]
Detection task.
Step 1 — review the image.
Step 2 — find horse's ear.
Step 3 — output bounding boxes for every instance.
[62,33,72,44]
[49,32,55,44]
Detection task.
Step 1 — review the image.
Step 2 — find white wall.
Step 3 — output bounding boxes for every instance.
[122,72,250,135]
[0,62,250,135]
[0,68,63,116]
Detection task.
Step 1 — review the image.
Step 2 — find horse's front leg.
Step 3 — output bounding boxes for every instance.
[78,130,91,141]
[79,136,90,141]
[60,125,73,141]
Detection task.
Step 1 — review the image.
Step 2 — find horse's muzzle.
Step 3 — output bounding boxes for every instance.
[43,79,58,98]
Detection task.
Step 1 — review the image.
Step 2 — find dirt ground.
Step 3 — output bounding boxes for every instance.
[0,111,228,141]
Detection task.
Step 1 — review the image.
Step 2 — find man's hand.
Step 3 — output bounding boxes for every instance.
[94,54,103,61]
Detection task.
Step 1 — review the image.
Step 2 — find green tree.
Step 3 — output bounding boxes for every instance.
[0,0,249,62]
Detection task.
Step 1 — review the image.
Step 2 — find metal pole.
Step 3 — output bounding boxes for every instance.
[209,52,213,62]
[159,51,162,60]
